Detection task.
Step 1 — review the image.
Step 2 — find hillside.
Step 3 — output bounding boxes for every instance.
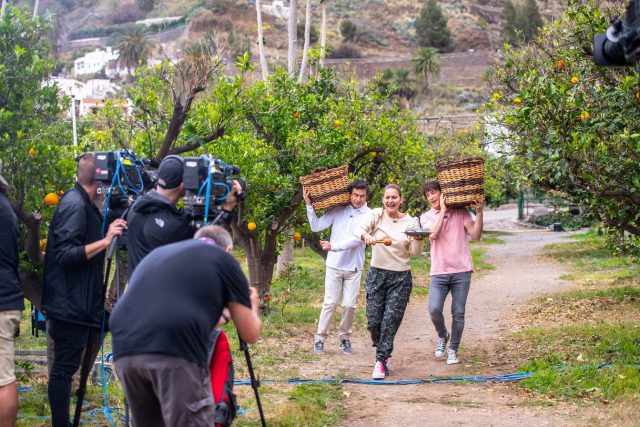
[16,0,568,117]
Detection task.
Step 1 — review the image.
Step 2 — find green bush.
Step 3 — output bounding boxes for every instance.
[529,211,593,230]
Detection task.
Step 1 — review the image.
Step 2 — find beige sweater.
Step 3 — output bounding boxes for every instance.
[354,208,423,272]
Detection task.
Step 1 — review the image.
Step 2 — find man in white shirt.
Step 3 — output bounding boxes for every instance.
[304,179,370,355]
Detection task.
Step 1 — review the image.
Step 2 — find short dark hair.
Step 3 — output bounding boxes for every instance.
[422,180,441,195]
[76,153,96,186]
[348,178,370,195]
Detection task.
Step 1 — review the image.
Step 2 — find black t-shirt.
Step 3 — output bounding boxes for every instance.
[110,239,251,367]
[0,191,23,311]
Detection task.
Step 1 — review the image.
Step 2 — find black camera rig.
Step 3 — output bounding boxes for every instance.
[183,154,245,228]
[95,150,157,239]
[594,0,640,66]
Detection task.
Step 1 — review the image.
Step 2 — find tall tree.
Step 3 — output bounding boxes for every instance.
[521,0,543,42]
[255,0,269,79]
[501,0,518,44]
[298,0,312,82]
[115,26,156,77]
[414,0,452,51]
[319,0,328,67]
[412,46,440,91]
[287,0,298,76]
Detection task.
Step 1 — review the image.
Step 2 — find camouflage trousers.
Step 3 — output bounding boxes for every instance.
[365,267,413,362]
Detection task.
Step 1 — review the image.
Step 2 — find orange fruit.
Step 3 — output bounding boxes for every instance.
[580,111,590,122]
[556,59,565,70]
[28,147,37,157]
[44,192,60,206]
[571,76,579,84]
[293,111,300,119]
[492,93,501,100]
[247,221,257,231]
[514,97,522,104]
[40,238,47,253]
[389,177,395,183]
[636,91,640,103]
[370,151,378,158]
[293,231,302,241]
[334,119,342,127]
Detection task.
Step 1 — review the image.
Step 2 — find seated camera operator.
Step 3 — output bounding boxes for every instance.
[41,153,127,427]
[109,225,262,427]
[126,156,243,276]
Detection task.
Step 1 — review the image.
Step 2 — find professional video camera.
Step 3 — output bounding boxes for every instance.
[182,154,245,228]
[594,0,640,66]
[95,149,157,224]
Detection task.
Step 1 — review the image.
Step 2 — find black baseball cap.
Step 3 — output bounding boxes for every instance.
[157,156,184,189]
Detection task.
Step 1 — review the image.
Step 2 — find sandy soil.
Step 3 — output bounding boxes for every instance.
[301,209,598,426]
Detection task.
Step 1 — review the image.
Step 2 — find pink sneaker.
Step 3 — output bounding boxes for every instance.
[372,360,385,380]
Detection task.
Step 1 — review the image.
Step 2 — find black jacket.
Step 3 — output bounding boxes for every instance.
[0,190,23,312]
[126,190,195,277]
[42,183,105,327]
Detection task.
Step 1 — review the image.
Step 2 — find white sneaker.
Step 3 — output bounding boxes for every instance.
[372,360,386,380]
[446,348,459,365]
[435,333,449,358]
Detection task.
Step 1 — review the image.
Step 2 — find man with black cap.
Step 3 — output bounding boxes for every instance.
[0,159,22,427]
[126,155,243,276]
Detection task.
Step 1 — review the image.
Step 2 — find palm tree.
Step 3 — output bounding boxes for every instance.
[288,0,298,76]
[392,68,416,100]
[412,46,440,91]
[116,26,155,78]
[255,0,269,79]
[298,0,312,82]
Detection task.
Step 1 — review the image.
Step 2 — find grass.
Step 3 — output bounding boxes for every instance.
[14,231,502,425]
[510,232,640,405]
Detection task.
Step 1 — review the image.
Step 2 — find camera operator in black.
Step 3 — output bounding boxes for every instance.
[126,156,243,276]
[41,153,127,427]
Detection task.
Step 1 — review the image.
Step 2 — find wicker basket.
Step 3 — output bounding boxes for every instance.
[299,165,351,211]
[435,157,485,208]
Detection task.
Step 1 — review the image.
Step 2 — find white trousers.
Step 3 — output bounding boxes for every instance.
[315,266,363,342]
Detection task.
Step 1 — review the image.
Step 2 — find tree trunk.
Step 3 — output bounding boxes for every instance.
[33,0,39,17]
[287,0,298,76]
[276,230,294,276]
[303,232,327,260]
[255,0,270,80]
[320,0,327,68]
[298,0,312,83]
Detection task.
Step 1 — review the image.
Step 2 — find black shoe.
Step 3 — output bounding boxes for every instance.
[340,339,353,354]
[314,340,325,354]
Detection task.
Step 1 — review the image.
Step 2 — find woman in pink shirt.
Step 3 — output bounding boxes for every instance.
[420,180,483,365]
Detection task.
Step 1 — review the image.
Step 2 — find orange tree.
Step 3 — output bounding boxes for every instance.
[0,7,78,304]
[87,62,433,299]
[191,68,432,298]
[485,0,640,243]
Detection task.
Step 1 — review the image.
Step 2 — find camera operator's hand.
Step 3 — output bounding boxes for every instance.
[249,287,260,316]
[84,219,127,260]
[223,179,243,212]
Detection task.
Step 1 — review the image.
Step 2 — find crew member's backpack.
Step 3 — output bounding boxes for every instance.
[209,328,238,427]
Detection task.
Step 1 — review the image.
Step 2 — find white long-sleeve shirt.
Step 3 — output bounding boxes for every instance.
[306,203,370,271]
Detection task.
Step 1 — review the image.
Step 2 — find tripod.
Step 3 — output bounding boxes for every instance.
[239,334,267,427]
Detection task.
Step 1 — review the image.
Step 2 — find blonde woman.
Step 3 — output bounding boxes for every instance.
[355,184,424,380]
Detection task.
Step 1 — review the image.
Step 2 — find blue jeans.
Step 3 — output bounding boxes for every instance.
[428,272,472,351]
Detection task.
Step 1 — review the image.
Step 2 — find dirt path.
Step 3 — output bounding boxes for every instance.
[302,211,591,426]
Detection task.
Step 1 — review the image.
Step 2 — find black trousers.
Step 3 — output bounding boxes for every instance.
[47,318,92,427]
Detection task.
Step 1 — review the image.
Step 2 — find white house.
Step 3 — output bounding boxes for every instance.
[73,47,119,76]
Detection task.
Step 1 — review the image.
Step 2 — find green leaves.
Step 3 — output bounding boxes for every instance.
[485,0,640,237]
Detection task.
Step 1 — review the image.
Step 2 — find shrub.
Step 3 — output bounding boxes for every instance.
[328,43,362,59]
[340,19,357,42]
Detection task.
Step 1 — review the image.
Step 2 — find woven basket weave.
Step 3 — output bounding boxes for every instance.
[435,157,485,208]
[299,165,350,211]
